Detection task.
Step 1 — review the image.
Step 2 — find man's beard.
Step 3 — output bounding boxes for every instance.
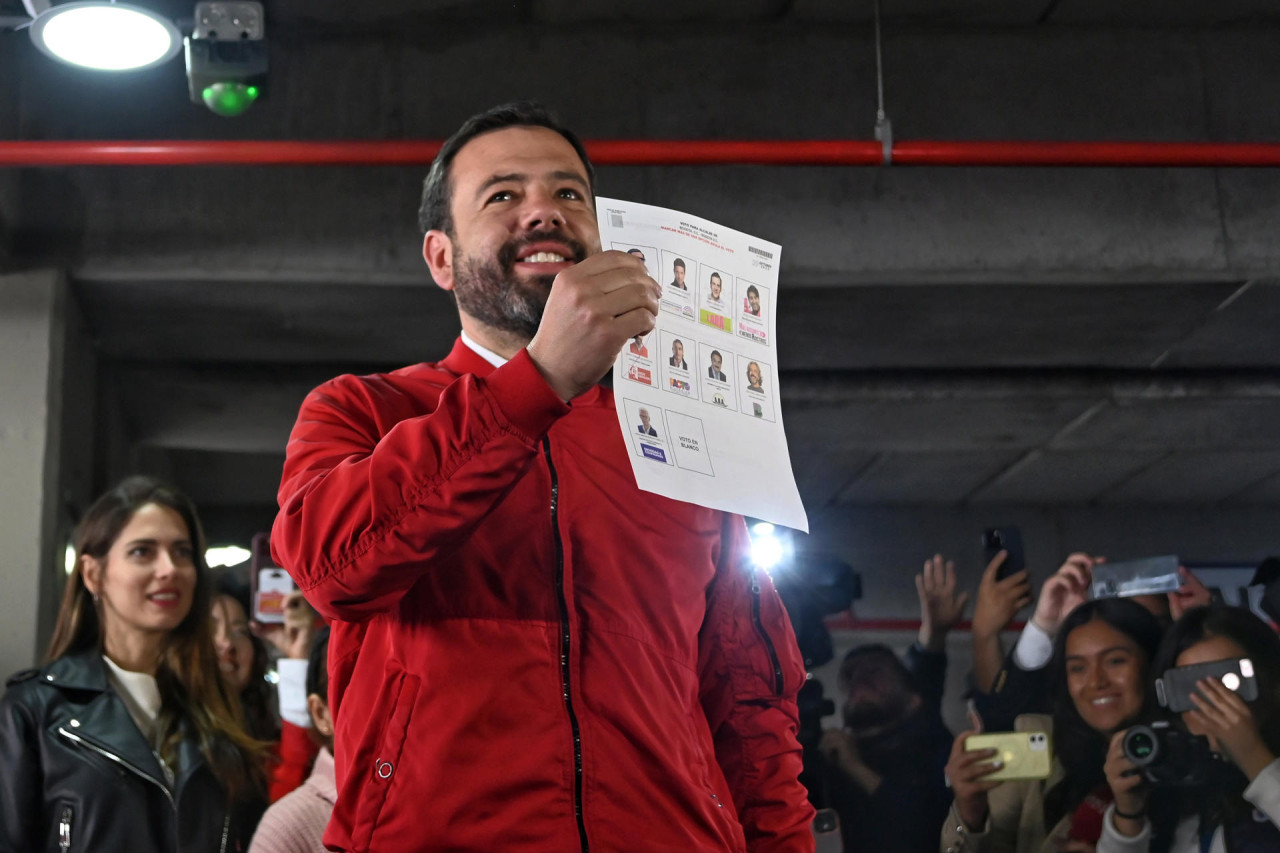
[452,228,590,340]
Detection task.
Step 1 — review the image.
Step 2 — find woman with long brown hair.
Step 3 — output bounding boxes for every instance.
[0,476,267,852]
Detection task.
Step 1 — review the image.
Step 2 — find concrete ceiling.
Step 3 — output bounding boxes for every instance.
[3,2,1280,546]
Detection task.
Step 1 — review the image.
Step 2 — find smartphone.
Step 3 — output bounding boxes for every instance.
[1156,657,1258,713]
[249,532,295,624]
[964,731,1052,781]
[1090,555,1180,599]
[982,527,1025,580]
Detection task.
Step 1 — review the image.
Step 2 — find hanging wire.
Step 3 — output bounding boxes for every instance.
[873,0,893,163]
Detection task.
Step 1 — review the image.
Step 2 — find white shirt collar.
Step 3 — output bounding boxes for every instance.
[460,329,509,368]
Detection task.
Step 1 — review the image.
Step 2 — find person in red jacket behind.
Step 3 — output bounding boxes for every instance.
[271,101,815,853]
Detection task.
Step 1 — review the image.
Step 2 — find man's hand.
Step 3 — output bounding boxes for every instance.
[917,554,969,651]
[970,551,1032,640]
[1168,567,1212,620]
[527,251,660,401]
[819,728,882,794]
[1030,553,1098,638]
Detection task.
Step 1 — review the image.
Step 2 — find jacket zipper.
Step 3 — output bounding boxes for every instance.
[543,437,589,853]
[749,569,785,695]
[58,804,72,852]
[57,727,177,811]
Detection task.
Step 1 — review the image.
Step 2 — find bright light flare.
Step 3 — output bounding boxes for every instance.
[32,3,182,71]
[205,545,251,568]
[748,521,791,572]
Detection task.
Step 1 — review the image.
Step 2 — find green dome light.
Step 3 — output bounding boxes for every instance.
[201,82,260,118]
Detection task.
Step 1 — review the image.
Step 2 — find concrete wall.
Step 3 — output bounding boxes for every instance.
[0,271,77,681]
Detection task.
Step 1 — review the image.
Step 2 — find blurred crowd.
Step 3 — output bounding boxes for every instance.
[1,475,1277,853]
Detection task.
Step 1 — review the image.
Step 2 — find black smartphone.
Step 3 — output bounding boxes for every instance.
[1156,657,1258,713]
[982,526,1025,580]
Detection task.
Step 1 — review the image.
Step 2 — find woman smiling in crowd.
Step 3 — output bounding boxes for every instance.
[0,477,266,852]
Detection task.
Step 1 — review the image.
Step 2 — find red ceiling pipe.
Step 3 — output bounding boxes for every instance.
[2,139,1280,167]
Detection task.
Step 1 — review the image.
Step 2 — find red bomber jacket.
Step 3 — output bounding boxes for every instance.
[272,339,814,853]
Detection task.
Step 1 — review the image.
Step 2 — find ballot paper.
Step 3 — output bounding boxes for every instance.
[599,198,808,532]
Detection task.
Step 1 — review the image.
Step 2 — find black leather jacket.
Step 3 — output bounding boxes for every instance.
[0,651,263,853]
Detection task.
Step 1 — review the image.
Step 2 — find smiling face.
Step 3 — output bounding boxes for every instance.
[748,289,760,314]
[82,502,197,647]
[747,362,762,387]
[423,125,599,341]
[711,352,723,372]
[639,409,651,428]
[1065,618,1147,735]
[1176,633,1248,750]
[211,593,255,693]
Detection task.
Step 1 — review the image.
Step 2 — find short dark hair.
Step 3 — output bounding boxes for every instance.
[306,625,331,700]
[747,285,760,298]
[838,644,913,695]
[710,272,722,283]
[418,101,596,235]
[673,258,685,269]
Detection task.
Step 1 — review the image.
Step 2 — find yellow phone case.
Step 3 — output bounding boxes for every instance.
[964,731,1053,781]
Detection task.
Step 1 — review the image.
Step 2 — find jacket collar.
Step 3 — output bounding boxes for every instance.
[45,650,210,796]
[41,649,111,692]
[441,336,500,377]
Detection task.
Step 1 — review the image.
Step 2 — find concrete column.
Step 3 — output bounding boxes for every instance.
[0,270,74,684]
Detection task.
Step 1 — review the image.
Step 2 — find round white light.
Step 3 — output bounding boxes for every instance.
[31,3,181,71]
[751,535,785,571]
[751,521,775,537]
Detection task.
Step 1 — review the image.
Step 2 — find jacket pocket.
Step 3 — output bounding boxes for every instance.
[350,668,421,851]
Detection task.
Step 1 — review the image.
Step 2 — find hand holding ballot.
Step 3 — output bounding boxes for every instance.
[528,250,661,402]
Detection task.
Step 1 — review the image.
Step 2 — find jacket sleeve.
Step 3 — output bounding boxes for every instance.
[903,643,948,715]
[698,514,815,853]
[0,689,41,853]
[271,351,569,621]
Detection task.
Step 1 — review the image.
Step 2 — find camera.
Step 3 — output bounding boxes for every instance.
[1122,721,1215,786]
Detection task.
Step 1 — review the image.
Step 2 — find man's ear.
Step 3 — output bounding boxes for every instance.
[81,555,103,596]
[423,230,455,292]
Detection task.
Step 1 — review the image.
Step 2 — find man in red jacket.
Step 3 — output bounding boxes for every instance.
[272,102,814,853]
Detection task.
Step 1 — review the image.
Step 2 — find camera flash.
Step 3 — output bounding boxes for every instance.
[1222,673,1241,691]
[1241,659,1255,678]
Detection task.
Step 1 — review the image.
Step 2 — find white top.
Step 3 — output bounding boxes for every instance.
[275,658,312,729]
[461,330,508,368]
[102,655,162,741]
[1013,620,1055,671]
[1097,758,1280,853]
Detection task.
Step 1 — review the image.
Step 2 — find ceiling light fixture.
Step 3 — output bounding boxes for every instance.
[185,1,267,117]
[28,1,182,72]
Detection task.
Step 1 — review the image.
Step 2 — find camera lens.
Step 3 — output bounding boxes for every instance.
[1123,726,1159,766]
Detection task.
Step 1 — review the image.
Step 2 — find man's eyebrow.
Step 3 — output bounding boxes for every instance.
[475,170,590,202]
[475,173,525,200]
